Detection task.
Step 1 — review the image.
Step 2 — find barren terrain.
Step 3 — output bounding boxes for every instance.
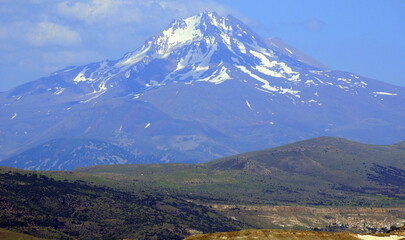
[185,229,405,240]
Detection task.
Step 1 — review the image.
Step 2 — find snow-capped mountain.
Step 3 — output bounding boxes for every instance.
[1,12,405,169]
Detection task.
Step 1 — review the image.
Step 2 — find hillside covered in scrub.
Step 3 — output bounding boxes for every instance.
[1,137,405,239]
[0,169,245,239]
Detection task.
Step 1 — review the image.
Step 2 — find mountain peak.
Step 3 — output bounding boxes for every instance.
[116,12,263,68]
[59,11,386,104]
[48,11,392,103]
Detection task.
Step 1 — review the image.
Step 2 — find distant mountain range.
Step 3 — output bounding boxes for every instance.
[0,139,142,170]
[1,12,404,168]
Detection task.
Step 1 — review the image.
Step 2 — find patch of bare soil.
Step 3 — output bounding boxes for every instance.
[185,229,405,240]
[207,205,405,233]
[185,229,359,240]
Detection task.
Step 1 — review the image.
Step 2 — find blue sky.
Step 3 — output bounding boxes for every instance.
[0,0,404,91]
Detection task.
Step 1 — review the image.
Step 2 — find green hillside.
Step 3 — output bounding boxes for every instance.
[1,136,405,239]
[208,136,405,189]
[77,137,405,206]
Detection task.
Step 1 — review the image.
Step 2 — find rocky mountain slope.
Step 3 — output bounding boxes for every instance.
[0,138,142,170]
[1,12,404,167]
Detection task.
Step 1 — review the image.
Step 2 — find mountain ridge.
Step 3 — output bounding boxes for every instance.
[1,138,139,170]
[76,136,405,206]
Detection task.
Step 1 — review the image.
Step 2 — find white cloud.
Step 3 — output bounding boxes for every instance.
[27,21,81,46]
[53,0,239,57]
[57,0,236,25]
[57,0,123,23]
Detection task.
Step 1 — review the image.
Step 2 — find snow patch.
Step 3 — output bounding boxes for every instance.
[83,125,92,134]
[196,65,209,71]
[305,80,317,86]
[166,41,218,83]
[175,50,193,71]
[235,39,246,53]
[117,45,151,67]
[350,74,360,79]
[249,50,300,81]
[221,33,231,46]
[80,89,107,103]
[245,100,253,110]
[236,65,300,98]
[146,80,164,88]
[310,70,323,75]
[313,76,325,85]
[73,67,95,83]
[236,65,277,92]
[125,70,131,78]
[198,65,231,84]
[279,87,300,98]
[54,87,65,95]
[373,91,397,96]
[337,77,352,83]
[62,67,75,72]
[285,48,293,54]
[250,44,275,58]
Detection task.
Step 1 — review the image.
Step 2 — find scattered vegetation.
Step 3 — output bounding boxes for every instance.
[0,170,246,239]
[1,136,405,239]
